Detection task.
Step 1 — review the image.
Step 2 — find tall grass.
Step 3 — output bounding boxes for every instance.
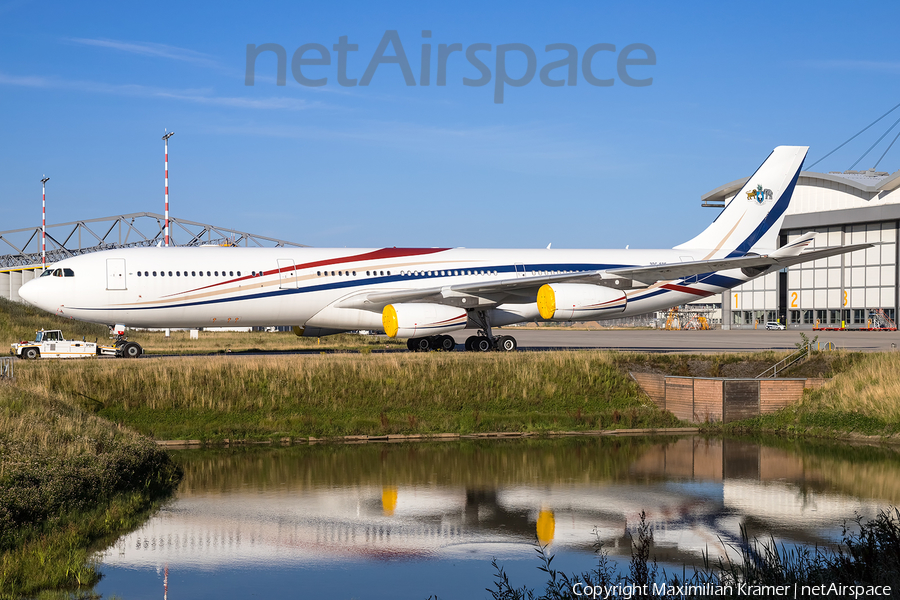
[0,382,181,597]
[803,352,900,422]
[719,352,900,437]
[15,352,678,440]
[0,297,108,344]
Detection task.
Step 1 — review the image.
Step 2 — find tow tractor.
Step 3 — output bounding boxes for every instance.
[10,329,142,359]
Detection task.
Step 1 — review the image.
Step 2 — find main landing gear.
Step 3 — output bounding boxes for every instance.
[462,310,518,352]
[406,310,518,352]
[404,311,518,352]
[407,335,456,352]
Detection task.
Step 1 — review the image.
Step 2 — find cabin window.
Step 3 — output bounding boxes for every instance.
[236,271,241,277]
[229,271,234,276]
[167,271,172,276]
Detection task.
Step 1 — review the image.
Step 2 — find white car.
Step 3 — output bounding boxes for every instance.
[765,321,786,330]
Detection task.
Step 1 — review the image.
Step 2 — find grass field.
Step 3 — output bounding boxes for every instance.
[15,351,681,440]
[0,381,181,597]
[719,351,900,438]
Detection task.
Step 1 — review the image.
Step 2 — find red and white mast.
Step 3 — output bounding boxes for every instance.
[41,175,49,270]
[162,130,175,246]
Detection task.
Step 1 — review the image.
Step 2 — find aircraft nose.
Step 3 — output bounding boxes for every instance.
[18,277,39,306]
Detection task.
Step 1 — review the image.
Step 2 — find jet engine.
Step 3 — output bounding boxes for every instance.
[537,283,627,321]
[382,303,468,339]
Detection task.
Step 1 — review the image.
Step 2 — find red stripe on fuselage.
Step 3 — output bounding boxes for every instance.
[661,283,714,298]
[164,247,452,298]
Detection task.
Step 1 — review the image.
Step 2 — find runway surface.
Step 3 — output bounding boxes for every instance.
[143,328,900,358]
[501,328,900,353]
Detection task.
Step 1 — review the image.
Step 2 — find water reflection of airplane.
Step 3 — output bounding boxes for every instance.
[99,439,887,571]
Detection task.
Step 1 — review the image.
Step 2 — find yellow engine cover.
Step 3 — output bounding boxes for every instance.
[382,304,400,338]
[537,284,556,320]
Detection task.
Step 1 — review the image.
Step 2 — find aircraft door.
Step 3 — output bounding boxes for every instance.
[278,259,297,289]
[106,258,126,290]
[515,264,527,277]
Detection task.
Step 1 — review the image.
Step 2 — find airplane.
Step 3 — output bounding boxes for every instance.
[18,145,870,355]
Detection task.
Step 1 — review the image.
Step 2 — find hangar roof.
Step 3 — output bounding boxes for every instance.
[701,169,900,207]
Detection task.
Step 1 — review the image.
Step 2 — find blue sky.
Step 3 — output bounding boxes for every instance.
[2,1,899,249]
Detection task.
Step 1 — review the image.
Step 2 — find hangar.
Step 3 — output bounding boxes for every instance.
[704,167,900,330]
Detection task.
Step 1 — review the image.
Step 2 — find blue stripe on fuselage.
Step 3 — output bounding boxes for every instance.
[70,262,631,312]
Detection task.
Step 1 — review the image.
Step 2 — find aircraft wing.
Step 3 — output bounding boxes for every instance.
[607,243,872,284]
[336,270,605,310]
[336,236,872,311]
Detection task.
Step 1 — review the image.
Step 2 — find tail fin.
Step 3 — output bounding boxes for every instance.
[675,145,808,257]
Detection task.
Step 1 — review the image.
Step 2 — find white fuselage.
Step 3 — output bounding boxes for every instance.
[20,245,747,332]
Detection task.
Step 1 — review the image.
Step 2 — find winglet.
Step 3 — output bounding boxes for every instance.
[770,232,817,258]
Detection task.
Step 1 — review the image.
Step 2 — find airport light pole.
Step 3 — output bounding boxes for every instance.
[41,175,49,271]
[162,130,175,246]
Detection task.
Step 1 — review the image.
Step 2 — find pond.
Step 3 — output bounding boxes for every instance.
[93,436,899,599]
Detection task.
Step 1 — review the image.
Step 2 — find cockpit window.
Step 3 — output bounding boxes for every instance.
[63,268,74,277]
[40,270,53,277]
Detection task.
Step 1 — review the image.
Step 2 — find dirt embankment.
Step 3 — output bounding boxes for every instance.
[618,351,860,379]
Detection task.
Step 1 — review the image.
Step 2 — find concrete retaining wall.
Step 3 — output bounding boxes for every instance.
[631,372,814,424]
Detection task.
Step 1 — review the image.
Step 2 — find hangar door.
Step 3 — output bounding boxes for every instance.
[106,258,126,290]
